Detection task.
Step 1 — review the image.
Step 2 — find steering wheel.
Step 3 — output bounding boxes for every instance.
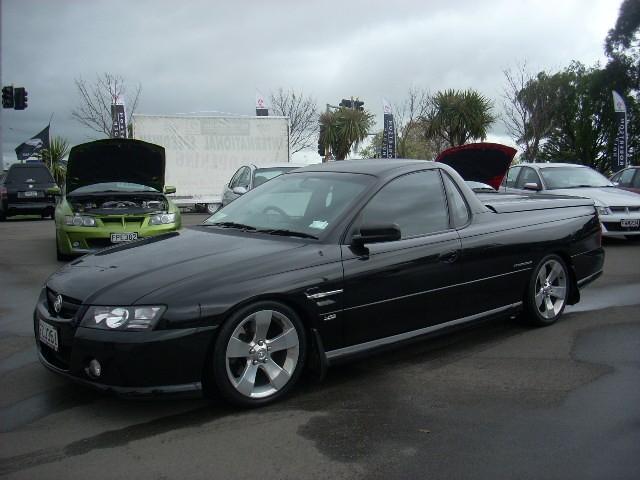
[262,206,289,219]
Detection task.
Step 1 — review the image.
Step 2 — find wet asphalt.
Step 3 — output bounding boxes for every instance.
[0,216,639,479]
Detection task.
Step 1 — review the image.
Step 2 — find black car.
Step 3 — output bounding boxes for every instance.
[34,156,604,407]
[0,162,58,220]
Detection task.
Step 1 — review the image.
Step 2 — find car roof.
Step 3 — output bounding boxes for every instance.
[517,162,590,169]
[252,163,307,169]
[296,159,435,176]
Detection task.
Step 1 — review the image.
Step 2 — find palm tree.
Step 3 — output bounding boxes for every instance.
[424,89,495,147]
[37,136,70,186]
[319,107,374,160]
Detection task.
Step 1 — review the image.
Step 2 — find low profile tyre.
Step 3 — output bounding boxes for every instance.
[524,254,569,326]
[211,301,307,407]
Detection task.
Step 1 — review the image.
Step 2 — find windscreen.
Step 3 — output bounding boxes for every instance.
[7,165,54,184]
[253,167,299,187]
[540,167,613,189]
[205,172,373,238]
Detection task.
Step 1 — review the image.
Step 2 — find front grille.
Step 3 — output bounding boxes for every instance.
[603,222,640,232]
[100,216,145,229]
[87,238,114,249]
[46,288,82,320]
[610,206,640,213]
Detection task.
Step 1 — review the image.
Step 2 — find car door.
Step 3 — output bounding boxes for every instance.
[340,169,463,347]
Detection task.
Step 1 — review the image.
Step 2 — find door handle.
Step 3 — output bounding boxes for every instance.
[439,250,459,263]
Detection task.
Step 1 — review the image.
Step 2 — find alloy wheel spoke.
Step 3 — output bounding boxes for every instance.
[261,358,291,390]
[267,328,298,353]
[235,362,259,396]
[544,296,555,315]
[549,285,566,300]
[537,268,547,289]
[535,289,545,308]
[253,310,273,341]
[547,262,563,284]
[226,336,251,359]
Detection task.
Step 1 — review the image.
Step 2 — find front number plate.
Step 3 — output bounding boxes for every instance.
[621,219,639,228]
[39,320,59,351]
[110,232,138,243]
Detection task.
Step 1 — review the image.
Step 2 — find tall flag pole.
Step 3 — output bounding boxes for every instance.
[381,98,396,158]
[612,91,627,172]
[256,91,268,116]
[15,125,50,161]
[111,94,127,138]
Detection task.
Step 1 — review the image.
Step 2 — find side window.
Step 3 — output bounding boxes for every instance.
[358,170,449,239]
[236,167,251,188]
[504,167,521,188]
[442,172,470,228]
[618,168,635,187]
[515,167,542,189]
[229,168,243,188]
[632,171,640,188]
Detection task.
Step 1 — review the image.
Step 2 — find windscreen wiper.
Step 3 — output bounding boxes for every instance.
[206,221,257,231]
[256,229,318,239]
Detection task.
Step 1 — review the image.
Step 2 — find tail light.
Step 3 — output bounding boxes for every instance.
[0,186,7,200]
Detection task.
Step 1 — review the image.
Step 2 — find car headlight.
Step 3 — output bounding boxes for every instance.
[595,206,611,216]
[149,213,176,225]
[81,306,166,330]
[65,215,96,227]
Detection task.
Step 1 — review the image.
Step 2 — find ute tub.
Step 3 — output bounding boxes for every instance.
[483,195,595,214]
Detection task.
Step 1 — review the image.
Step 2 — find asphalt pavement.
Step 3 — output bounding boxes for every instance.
[0,215,639,479]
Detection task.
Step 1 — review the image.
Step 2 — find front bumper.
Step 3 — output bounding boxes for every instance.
[600,213,640,237]
[33,291,215,395]
[57,222,179,256]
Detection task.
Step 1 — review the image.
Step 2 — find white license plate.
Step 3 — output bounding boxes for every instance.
[22,190,39,197]
[621,219,639,228]
[39,320,59,351]
[110,232,138,243]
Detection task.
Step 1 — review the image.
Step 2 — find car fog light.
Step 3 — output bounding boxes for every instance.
[86,359,101,378]
[72,241,80,247]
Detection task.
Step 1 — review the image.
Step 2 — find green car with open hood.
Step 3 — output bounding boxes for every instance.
[54,139,181,260]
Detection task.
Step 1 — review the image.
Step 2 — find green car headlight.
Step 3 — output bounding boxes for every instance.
[81,306,166,330]
[149,213,176,225]
[65,215,96,227]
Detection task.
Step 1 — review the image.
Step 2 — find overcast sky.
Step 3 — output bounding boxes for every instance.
[0,0,622,167]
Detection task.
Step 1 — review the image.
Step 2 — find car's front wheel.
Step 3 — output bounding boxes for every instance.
[524,254,569,326]
[211,301,306,407]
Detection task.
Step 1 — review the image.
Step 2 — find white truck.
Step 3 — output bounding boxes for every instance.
[132,114,290,212]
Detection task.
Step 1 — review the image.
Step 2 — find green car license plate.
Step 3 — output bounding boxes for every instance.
[110,232,138,243]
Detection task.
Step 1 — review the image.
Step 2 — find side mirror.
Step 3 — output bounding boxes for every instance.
[164,185,176,194]
[47,186,61,196]
[232,186,248,195]
[523,182,541,191]
[351,224,401,247]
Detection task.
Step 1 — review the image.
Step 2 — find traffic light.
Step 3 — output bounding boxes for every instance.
[353,100,364,111]
[13,87,27,110]
[2,86,14,108]
[318,124,326,156]
[339,98,364,111]
[339,99,353,108]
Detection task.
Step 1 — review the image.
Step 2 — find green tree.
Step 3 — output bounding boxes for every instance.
[424,89,495,147]
[319,107,374,160]
[37,136,69,185]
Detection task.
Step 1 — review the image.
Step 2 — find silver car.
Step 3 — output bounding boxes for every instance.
[221,163,306,207]
[503,162,640,239]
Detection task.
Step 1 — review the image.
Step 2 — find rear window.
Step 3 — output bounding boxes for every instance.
[6,165,55,184]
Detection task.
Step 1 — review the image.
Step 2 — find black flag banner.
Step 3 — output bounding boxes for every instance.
[612,91,627,172]
[15,125,50,160]
[111,95,127,138]
[381,98,396,158]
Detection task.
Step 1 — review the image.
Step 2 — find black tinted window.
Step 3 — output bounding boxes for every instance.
[505,166,521,187]
[618,168,635,187]
[6,165,54,184]
[442,172,470,228]
[359,170,449,239]
[632,171,640,188]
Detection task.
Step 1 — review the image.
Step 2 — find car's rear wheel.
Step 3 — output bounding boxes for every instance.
[211,301,306,407]
[206,203,219,214]
[524,254,569,326]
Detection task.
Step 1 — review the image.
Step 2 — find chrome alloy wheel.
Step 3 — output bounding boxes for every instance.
[225,309,300,399]
[534,258,567,319]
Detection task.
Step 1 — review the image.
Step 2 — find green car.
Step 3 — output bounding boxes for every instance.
[54,138,181,260]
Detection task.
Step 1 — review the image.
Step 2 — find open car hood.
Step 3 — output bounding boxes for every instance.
[436,143,517,190]
[66,139,165,193]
